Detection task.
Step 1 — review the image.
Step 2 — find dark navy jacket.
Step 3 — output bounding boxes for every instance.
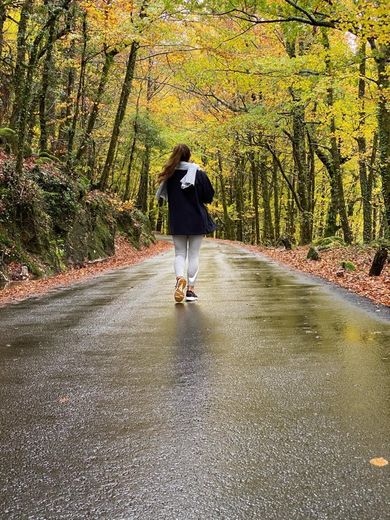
[166,169,216,235]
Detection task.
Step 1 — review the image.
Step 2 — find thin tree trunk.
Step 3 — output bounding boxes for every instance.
[326,47,353,242]
[286,171,296,238]
[0,2,6,63]
[15,51,40,172]
[76,47,118,161]
[248,151,261,244]
[272,153,280,241]
[259,157,274,243]
[10,0,33,130]
[148,174,156,227]
[235,156,244,241]
[317,176,327,237]
[311,30,353,244]
[156,199,164,232]
[66,10,87,167]
[307,129,315,236]
[99,41,139,190]
[290,101,312,244]
[57,28,76,155]
[136,58,154,211]
[39,14,56,152]
[372,204,378,240]
[217,150,231,239]
[123,86,142,201]
[15,22,49,170]
[369,40,390,237]
[15,2,71,173]
[136,143,151,212]
[357,42,372,242]
[123,121,138,201]
[285,39,312,245]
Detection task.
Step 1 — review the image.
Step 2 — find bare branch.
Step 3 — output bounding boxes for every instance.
[283,0,320,24]
[205,8,337,29]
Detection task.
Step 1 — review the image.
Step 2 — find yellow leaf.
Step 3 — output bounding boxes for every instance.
[369,457,388,467]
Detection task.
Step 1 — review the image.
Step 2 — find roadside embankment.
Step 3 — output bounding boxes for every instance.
[0,236,172,306]
[0,151,173,305]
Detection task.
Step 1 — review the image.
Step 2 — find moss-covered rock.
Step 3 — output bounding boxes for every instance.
[0,158,155,281]
[314,235,345,251]
[341,261,356,272]
[307,247,320,260]
[0,127,17,154]
[65,202,116,265]
[117,207,155,249]
[38,150,61,163]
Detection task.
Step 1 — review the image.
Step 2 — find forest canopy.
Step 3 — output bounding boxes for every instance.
[0,0,389,245]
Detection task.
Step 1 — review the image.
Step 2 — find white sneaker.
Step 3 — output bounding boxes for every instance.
[174,277,187,302]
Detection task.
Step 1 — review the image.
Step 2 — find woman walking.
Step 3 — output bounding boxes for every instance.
[156,144,216,302]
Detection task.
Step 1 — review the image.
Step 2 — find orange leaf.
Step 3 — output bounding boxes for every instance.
[369,457,389,467]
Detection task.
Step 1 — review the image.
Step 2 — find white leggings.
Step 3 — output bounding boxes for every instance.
[172,235,203,285]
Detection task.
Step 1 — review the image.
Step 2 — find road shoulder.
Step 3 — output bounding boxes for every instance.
[219,239,390,319]
[0,237,172,307]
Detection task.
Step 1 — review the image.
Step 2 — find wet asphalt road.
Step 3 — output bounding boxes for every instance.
[0,238,389,520]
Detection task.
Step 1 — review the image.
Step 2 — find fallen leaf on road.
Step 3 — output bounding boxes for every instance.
[58,396,70,403]
[369,457,388,467]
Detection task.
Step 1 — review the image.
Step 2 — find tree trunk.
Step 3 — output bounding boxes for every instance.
[322,30,353,244]
[15,2,70,173]
[286,171,296,238]
[156,199,164,233]
[76,47,117,161]
[15,51,40,173]
[57,30,76,155]
[67,10,87,168]
[135,59,154,211]
[317,177,327,237]
[123,121,138,201]
[289,102,312,244]
[248,151,261,244]
[307,129,316,230]
[369,40,390,237]
[369,246,388,276]
[123,86,143,201]
[285,39,312,245]
[234,156,244,241]
[217,150,231,239]
[10,0,33,130]
[136,143,151,213]
[272,153,280,242]
[38,15,56,152]
[259,157,274,243]
[99,41,139,190]
[0,2,6,63]
[325,174,339,237]
[357,43,372,242]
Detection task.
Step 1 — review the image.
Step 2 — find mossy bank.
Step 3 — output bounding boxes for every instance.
[0,155,155,282]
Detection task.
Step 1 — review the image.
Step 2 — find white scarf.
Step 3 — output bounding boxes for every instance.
[156,161,200,201]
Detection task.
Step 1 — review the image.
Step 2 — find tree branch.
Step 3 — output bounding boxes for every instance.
[266,144,303,211]
[207,8,337,29]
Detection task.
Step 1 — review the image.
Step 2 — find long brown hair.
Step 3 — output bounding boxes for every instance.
[158,144,191,182]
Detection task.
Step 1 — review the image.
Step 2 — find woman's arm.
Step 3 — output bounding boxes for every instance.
[196,170,215,204]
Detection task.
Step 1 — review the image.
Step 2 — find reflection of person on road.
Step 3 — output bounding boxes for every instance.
[156,144,216,303]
